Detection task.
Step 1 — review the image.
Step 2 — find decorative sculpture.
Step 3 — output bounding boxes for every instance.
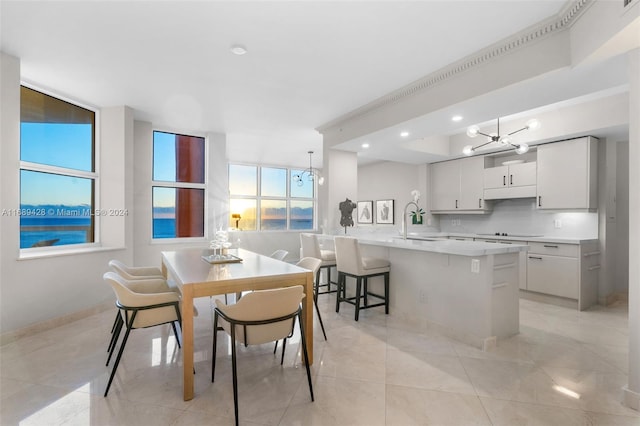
[339,198,357,234]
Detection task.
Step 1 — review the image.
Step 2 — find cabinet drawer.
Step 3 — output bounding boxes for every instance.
[527,254,579,299]
[528,242,578,257]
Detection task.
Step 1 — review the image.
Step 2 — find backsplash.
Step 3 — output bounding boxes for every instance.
[438,198,598,238]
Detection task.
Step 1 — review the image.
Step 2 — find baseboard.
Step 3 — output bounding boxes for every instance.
[623,386,640,411]
[519,290,578,309]
[0,300,113,346]
[598,291,629,306]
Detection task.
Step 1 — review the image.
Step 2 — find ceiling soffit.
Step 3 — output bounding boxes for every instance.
[317,0,593,140]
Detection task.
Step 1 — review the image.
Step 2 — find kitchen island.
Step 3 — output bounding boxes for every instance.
[320,234,528,349]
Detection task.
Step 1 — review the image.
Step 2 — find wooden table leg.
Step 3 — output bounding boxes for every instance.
[182,285,195,400]
[303,271,314,365]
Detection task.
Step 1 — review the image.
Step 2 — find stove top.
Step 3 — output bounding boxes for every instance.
[477,233,544,238]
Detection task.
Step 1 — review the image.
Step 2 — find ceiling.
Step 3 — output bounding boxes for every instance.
[1,0,625,169]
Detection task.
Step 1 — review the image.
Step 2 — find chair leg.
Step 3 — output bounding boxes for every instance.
[384,272,390,314]
[313,292,327,340]
[107,314,123,355]
[109,311,119,334]
[106,316,124,366]
[298,313,315,402]
[355,277,362,321]
[104,311,137,397]
[314,269,321,302]
[230,325,240,426]
[212,313,219,382]
[171,322,181,348]
[280,337,287,365]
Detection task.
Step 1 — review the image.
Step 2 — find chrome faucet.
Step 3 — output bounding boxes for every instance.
[402,201,420,240]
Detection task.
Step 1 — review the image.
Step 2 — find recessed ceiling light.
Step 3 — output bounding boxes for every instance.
[361,143,370,149]
[400,131,409,137]
[452,115,463,122]
[230,45,247,55]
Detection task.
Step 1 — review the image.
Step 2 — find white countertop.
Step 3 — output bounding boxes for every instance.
[321,234,528,257]
[427,232,597,244]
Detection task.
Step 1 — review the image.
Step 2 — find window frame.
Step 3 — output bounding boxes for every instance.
[228,162,317,232]
[151,129,208,243]
[18,83,100,255]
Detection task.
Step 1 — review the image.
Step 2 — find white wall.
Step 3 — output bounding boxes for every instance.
[356,161,436,235]
[616,141,629,293]
[0,54,131,339]
[438,198,598,238]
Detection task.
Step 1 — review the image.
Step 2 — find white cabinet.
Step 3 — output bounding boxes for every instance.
[430,157,490,213]
[525,241,599,310]
[484,162,537,200]
[537,137,598,210]
[430,160,459,211]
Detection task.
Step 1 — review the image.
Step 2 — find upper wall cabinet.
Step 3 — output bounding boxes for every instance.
[430,156,491,213]
[536,137,598,211]
[484,161,537,200]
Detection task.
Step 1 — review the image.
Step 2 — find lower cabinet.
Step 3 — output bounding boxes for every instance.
[527,253,579,299]
[525,241,599,310]
[471,237,600,310]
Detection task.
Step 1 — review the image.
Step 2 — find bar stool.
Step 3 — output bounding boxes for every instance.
[300,233,337,297]
[334,236,390,321]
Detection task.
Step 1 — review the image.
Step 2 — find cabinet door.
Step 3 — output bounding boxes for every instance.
[537,138,596,210]
[430,161,459,211]
[459,156,486,210]
[509,162,536,187]
[484,166,508,189]
[527,254,579,299]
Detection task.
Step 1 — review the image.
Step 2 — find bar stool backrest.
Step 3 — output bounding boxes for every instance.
[334,236,364,276]
[300,233,321,259]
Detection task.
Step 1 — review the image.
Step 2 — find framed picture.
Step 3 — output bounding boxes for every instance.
[376,199,394,224]
[357,200,373,224]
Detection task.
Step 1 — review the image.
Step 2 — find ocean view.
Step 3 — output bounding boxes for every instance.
[20,217,92,248]
[20,215,313,247]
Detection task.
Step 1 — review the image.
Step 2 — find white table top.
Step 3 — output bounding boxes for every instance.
[161,248,308,286]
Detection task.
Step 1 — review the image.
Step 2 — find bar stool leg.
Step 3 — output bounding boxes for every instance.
[336,272,343,313]
[384,272,390,314]
[363,278,369,307]
[355,277,362,321]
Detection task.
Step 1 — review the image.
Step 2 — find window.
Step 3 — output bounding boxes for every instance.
[19,86,96,249]
[152,131,205,239]
[228,164,315,231]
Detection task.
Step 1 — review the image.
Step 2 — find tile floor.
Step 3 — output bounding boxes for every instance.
[1,294,638,425]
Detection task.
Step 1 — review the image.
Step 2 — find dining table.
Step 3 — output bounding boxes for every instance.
[161,247,314,401]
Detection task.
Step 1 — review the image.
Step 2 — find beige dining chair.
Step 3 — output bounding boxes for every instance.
[269,249,289,261]
[103,272,183,397]
[108,259,164,280]
[211,285,314,426]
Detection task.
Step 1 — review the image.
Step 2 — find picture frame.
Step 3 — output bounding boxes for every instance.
[357,200,374,224]
[375,199,394,224]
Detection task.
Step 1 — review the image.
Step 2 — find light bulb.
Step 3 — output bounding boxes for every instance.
[515,143,529,154]
[318,176,325,185]
[462,145,474,156]
[500,136,510,145]
[526,119,540,131]
[466,125,480,138]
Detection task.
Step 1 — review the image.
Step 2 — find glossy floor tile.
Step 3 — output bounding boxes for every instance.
[1,296,637,425]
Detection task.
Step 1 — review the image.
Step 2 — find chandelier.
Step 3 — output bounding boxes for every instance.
[292,151,324,187]
[463,117,540,156]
